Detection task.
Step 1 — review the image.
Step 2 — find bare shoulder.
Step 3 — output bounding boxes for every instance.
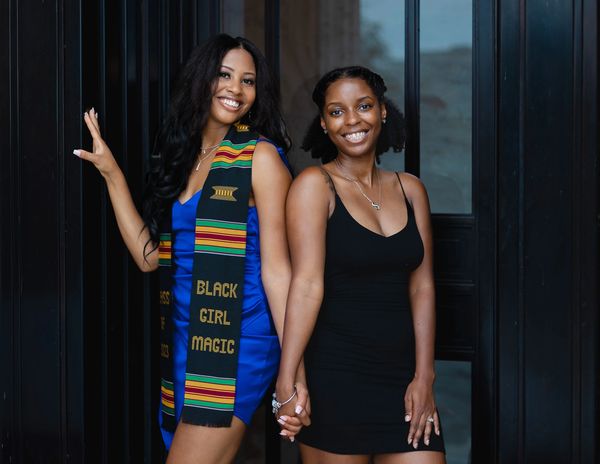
[289,166,335,213]
[253,140,286,168]
[292,165,335,195]
[288,166,333,221]
[397,171,429,203]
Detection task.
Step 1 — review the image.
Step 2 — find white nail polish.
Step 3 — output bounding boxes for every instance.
[73,149,81,157]
[404,414,411,422]
[295,405,303,414]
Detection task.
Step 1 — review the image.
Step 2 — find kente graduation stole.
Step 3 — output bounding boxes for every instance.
[159,123,257,429]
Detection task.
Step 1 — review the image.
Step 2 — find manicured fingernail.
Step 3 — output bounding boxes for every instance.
[407,437,412,444]
[290,437,295,443]
[280,415,289,422]
[279,430,287,436]
[404,414,411,422]
[91,107,95,113]
[277,418,285,425]
[73,149,81,157]
[95,112,99,119]
[425,438,430,446]
[436,429,440,435]
[413,441,418,449]
[295,405,303,414]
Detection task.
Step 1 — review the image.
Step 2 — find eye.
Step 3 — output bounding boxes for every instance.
[358,103,372,111]
[218,71,230,79]
[242,78,255,86]
[329,109,343,117]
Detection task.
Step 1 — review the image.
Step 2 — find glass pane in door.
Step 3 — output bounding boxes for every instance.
[220,0,265,53]
[436,360,472,463]
[280,0,405,172]
[420,0,472,213]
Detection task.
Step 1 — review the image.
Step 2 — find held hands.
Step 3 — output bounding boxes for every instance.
[73,108,120,180]
[274,381,311,442]
[404,376,440,449]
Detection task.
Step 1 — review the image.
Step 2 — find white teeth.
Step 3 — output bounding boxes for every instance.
[221,98,240,109]
[344,131,367,143]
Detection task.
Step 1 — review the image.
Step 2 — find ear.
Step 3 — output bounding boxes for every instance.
[380,102,387,121]
[320,117,327,132]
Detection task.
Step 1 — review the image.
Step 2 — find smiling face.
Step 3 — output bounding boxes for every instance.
[207,47,257,127]
[321,77,387,158]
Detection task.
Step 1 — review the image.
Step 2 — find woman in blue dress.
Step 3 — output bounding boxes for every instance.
[75,34,308,463]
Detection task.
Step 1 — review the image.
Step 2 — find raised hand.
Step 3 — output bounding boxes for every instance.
[72,107,157,272]
[73,108,120,180]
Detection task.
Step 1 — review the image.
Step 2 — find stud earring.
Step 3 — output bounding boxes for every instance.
[382,118,387,124]
[323,129,328,134]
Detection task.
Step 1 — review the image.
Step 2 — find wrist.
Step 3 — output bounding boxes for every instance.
[414,370,436,384]
[103,165,124,185]
[275,379,296,399]
[272,384,297,415]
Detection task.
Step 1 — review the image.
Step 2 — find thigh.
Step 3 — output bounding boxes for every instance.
[299,442,371,464]
[374,451,446,464]
[166,416,246,464]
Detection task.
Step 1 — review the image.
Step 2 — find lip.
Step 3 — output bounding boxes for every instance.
[341,129,369,144]
[216,96,243,112]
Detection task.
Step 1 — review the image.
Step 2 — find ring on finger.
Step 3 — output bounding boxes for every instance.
[427,416,434,423]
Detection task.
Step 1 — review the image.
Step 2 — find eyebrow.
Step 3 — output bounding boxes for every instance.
[326,95,374,107]
[220,65,256,76]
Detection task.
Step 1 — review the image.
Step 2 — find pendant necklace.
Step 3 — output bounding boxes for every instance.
[195,143,220,171]
[334,158,382,211]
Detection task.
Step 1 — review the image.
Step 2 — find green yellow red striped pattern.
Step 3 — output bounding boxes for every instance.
[195,219,247,258]
[211,140,255,169]
[159,233,172,266]
[161,378,175,416]
[184,373,236,411]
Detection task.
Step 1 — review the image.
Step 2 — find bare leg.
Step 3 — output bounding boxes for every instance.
[166,416,246,464]
[300,443,371,464]
[374,451,446,464]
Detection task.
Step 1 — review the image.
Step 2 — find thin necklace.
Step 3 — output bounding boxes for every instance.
[195,144,219,171]
[334,158,382,211]
[200,142,220,154]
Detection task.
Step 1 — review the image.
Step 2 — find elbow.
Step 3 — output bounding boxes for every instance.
[261,263,292,288]
[290,274,324,303]
[138,259,158,273]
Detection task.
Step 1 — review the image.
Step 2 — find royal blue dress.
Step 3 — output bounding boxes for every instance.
[159,143,287,449]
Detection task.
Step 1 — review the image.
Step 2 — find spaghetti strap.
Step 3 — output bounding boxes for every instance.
[395,172,410,209]
[319,167,338,194]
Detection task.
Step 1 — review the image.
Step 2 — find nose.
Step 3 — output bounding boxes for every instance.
[227,78,242,95]
[344,109,360,126]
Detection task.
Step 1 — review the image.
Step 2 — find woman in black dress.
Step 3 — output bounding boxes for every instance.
[274,66,446,463]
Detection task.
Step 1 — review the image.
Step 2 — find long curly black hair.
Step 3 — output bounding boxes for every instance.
[301,66,405,163]
[142,34,290,257]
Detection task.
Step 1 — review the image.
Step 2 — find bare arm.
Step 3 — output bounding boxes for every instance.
[402,173,440,447]
[252,141,292,343]
[74,109,158,272]
[407,174,436,384]
[275,167,332,401]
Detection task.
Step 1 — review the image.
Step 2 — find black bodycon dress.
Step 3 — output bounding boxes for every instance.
[297,173,445,455]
